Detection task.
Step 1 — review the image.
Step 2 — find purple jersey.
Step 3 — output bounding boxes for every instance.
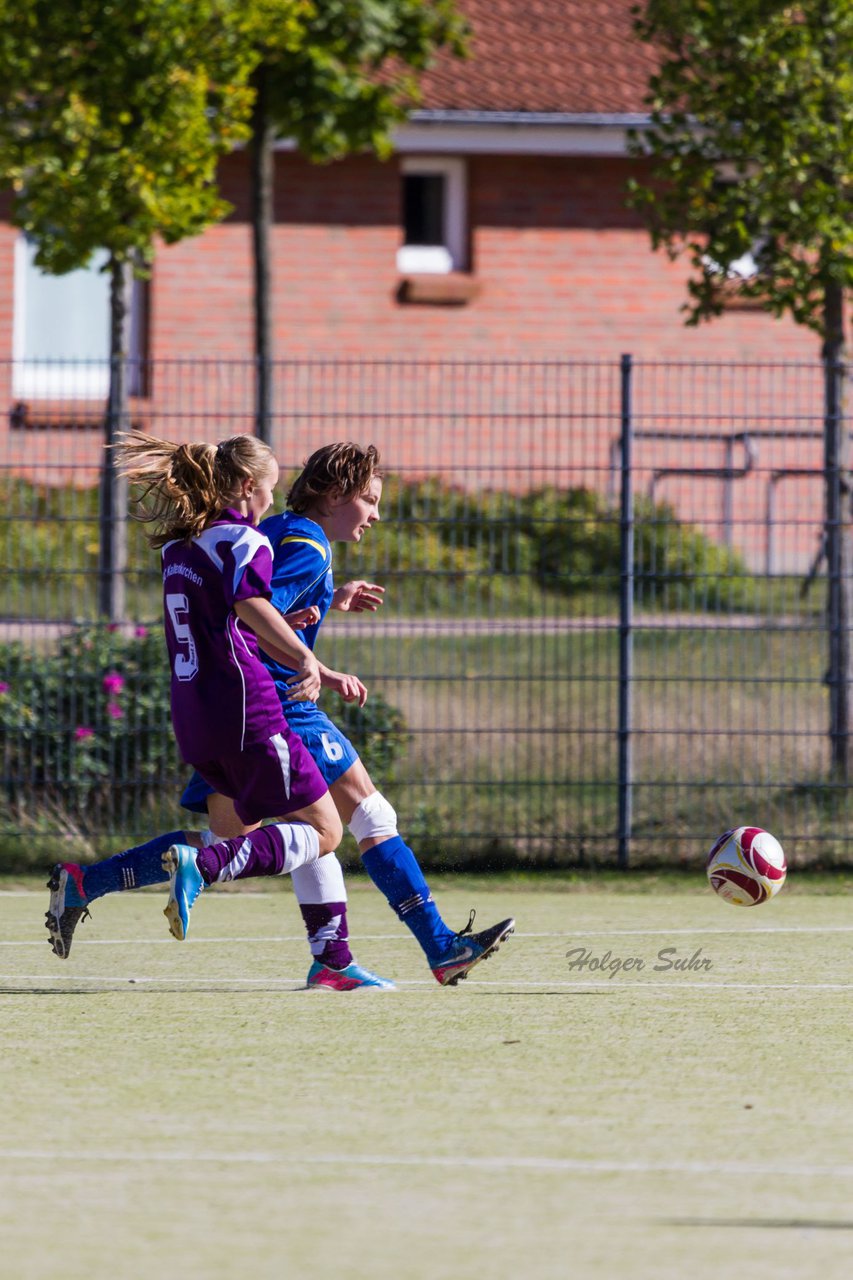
[161,510,286,764]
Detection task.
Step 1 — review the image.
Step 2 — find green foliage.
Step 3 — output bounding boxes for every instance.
[0,0,264,270]
[338,475,753,609]
[521,487,621,593]
[0,476,160,618]
[0,623,181,825]
[633,497,755,608]
[253,0,468,161]
[1,472,762,622]
[628,0,853,336]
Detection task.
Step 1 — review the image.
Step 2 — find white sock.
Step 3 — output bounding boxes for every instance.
[290,852,347,904]
[276,823,321,876]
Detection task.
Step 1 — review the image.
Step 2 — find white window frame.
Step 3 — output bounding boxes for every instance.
[397,156,467,275]
[12,236,146,399]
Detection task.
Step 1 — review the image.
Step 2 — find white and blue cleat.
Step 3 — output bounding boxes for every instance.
[162,843,205,941]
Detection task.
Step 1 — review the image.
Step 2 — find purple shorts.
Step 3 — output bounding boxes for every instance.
[192,728,328,826]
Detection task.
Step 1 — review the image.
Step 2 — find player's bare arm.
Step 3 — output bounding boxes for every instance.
[331,580,385,613]
[234,597,321,701]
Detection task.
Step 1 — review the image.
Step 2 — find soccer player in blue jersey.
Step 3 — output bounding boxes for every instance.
[46,441,514,986]
[45,432,393,990]
[184,442,515,985]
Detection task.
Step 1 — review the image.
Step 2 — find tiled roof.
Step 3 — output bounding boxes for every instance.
[416,0,658,115]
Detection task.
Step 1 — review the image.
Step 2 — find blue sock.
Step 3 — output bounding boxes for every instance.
[81,830,186,902]
[360,835,456,966]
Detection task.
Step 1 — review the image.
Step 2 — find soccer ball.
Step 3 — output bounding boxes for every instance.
[706,826,787,906]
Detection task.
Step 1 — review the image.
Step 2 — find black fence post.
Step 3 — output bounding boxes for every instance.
[618,353,634,869]
[824,349,851,778]
[99,257,130,623]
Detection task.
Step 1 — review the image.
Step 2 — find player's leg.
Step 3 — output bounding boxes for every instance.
[163,735,393,987]
[331,759,454,954]
[162,802,331,940]
[44,826,200,959]
[46,768,262,960]
[183,768,368,977]
[169,749,335,938]
[274,707,437,948]
[332,758,515,985]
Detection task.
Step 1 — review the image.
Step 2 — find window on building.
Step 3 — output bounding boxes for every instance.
[13,236,147,398]
[397,157,467,275]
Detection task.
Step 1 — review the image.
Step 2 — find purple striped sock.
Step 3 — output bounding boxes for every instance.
[196,827,285,883]
[300,901,352,970]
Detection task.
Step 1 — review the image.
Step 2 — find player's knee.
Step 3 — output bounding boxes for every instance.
[348,792,398,845]
[317,809,344,856]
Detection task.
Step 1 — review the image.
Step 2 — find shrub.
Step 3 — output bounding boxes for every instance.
[0,624,411,838]
[0,623,181,826]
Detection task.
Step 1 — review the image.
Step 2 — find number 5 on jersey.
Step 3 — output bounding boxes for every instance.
[166,592,199,681]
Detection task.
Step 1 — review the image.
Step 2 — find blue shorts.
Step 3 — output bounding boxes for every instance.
[180,702,359,815]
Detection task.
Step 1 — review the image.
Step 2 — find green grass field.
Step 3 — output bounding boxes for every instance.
[2,874,851,1279]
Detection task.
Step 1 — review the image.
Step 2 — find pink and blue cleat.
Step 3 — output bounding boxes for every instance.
[306,961,396,991]
[45,862,91,959]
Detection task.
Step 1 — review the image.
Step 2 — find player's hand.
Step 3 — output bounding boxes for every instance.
[284,651,322,703]
[320,666,368,707]
[332,580,385,614]
[282,605,321,630]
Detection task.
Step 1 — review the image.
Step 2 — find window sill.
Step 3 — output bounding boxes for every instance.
[9,400,146,431]
[396,273,479,307]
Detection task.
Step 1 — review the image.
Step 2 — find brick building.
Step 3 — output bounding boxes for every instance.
[152,0,816,366]
[0,0,825,560]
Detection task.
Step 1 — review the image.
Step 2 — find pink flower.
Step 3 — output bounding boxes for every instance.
[74,726,95,741]
[0,681,9,695]
[107,703,124,719]
[102,672,124,695]
[106,623,120,633]
[134,625,149,638]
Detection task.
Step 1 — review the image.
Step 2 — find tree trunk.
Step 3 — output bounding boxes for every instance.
[822,277,850,776]
[251,63,274,445]
[98,255,131,623]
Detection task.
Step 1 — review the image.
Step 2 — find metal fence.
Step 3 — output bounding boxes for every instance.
[0,355,850,869]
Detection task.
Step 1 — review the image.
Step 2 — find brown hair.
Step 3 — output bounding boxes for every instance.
[287,442,382,514]
[115,431,276,546]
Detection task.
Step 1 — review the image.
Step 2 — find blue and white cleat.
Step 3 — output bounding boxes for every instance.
[162,844,204,941]
[431,910,515,986]
[306,961,396,991]
[45,862,91,959]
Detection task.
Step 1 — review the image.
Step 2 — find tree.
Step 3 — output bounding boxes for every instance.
[628,0,853,774]
[0,0,268,618]
[243,0,467,441]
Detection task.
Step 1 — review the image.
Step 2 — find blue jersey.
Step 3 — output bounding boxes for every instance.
[258,511,334,699]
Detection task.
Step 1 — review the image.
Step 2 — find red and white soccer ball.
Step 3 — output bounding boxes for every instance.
[706,826,787,906]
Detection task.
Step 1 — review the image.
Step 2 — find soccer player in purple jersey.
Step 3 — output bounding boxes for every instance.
[45,432,392,991]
